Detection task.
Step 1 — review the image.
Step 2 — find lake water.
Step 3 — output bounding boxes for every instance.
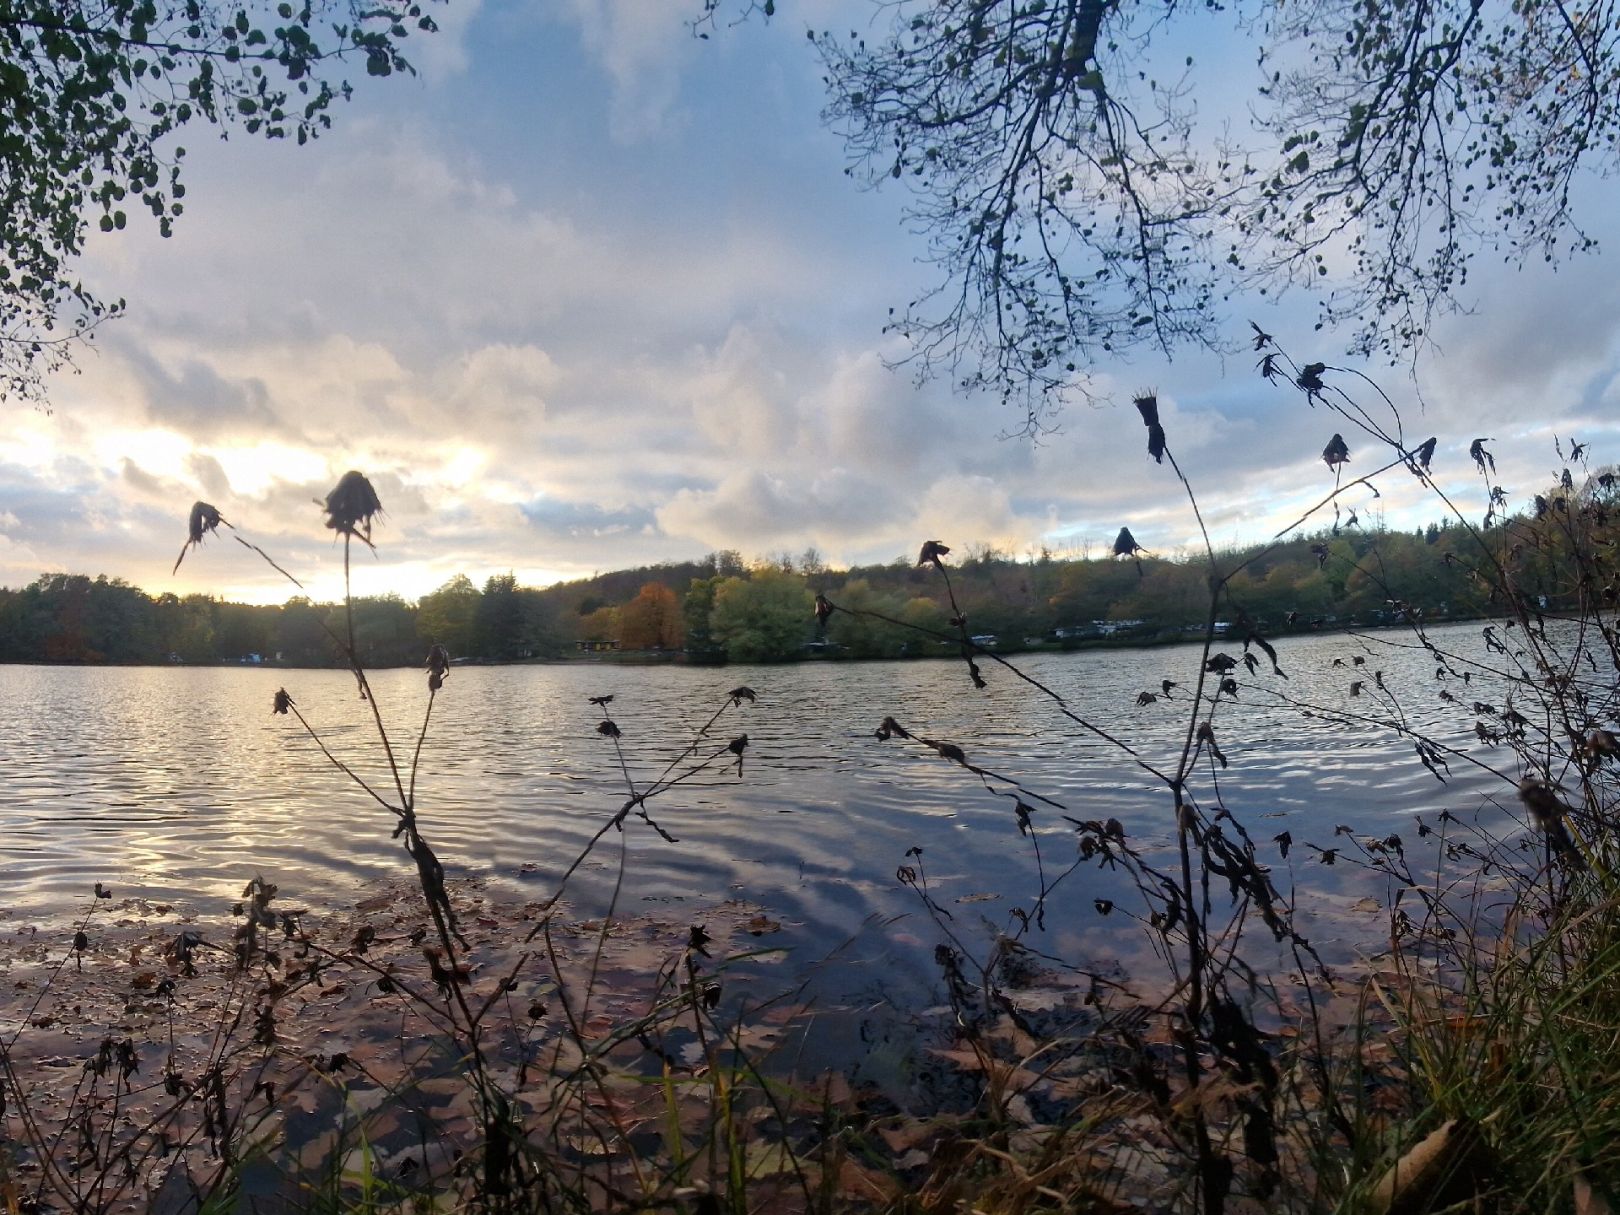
[0,624,1521,1014]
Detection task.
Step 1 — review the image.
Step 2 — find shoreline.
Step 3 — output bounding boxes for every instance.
[0,612,1484,672]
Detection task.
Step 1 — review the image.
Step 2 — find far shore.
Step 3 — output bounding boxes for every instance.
[0,611,1485,671]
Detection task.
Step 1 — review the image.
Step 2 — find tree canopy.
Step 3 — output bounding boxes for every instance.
[1,0,436,404]
[726,0,1620,428]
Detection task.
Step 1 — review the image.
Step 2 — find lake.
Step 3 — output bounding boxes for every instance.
[0,624,1519,1017]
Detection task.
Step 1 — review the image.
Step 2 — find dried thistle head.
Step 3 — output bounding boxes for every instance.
[874,715,909,741]
[173,501,227,574]
[426,644,451,691]
[322,471,383,545]
[1134,393,1166,464]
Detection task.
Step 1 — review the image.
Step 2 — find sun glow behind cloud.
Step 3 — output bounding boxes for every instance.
[205,444,332,500]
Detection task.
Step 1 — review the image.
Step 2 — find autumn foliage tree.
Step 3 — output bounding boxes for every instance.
[617,582,685,650]
[708,567,814,661]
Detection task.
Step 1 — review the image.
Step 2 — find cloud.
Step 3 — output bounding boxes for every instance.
[409,0,484,81]
[15,3,1620,610]
[686,325,800,458]
[120,459,167,497]
[187,453,233,500]
[555,0,696,140]
[520,497,656,537]
[112,339,288,444]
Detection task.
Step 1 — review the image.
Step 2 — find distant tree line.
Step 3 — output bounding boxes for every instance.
[5,478,1613,666]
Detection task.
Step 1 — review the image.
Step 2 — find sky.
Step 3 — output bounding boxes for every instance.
[3,0,1620,606]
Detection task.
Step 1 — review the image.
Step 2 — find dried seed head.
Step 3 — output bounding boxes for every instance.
[272,688,294,715]
[426,644,451,691]
[917,539,950,567]
[322,471,383,544]
[1134,394,1166,463]
[173,501,227,574]
[874,716,906,741]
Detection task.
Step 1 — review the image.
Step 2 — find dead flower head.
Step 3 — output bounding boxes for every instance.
[322,471,383,545]
[173,501,227,574]
[426,644,451,691]
[1413,436,1437,472]
[1135,393,1166,464]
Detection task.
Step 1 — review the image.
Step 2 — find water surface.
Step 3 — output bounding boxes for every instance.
[0,625,1521,1009]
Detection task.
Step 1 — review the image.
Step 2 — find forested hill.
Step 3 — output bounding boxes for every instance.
[0,513,1599,667]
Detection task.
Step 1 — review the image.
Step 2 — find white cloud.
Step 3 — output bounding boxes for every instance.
[12,0,1620,608]
[556,0,696,140]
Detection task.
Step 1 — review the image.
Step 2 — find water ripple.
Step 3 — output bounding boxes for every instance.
[2,624,1523,994]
